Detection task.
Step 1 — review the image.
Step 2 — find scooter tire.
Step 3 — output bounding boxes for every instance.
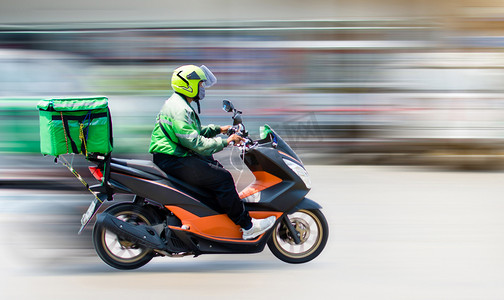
[92,202,161,270]
[268,209,328,264]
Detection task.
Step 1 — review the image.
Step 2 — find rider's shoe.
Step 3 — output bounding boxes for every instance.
[242,216,276,240]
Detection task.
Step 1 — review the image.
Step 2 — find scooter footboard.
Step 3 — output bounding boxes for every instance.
[168,226,272,255]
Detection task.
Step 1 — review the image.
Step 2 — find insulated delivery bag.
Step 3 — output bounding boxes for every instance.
[37,96,113,157]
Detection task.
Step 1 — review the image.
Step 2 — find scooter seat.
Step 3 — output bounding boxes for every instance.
[111,158,167,178]
[110,158,214,200]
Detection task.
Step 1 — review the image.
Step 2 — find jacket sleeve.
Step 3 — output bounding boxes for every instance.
[200,124,221,138]
[172,115,228,156]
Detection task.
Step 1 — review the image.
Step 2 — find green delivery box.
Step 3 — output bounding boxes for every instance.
[37,96,113,156]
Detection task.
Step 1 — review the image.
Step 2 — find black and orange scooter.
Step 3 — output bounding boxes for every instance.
[80,100,328,270]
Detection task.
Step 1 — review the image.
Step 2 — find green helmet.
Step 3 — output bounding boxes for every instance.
[171,65,216,99]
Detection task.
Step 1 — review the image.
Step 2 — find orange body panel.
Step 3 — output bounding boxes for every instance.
[238,171,282,199]
[166,205,283,241]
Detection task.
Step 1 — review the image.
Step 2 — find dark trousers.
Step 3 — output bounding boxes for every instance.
[153,153,252,229]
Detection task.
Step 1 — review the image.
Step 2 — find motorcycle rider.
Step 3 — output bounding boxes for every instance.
[149,65,275,240]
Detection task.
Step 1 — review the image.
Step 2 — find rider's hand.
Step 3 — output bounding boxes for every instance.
[220,125,232,134]
[227,134,245,146]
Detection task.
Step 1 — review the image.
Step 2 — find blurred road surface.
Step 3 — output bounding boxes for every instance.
[1,165,504,299]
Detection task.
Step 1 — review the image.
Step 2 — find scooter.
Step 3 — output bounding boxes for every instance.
[80,100,328,270]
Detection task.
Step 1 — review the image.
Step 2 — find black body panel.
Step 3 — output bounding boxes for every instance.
[110,160,214,199]
[110,172,219,218]
[243,147,309,212]
[290,197,323,213]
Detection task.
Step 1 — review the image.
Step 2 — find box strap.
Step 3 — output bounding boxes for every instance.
[60,112,79,154]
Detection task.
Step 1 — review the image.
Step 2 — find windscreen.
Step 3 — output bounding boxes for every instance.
[261,125,303,164]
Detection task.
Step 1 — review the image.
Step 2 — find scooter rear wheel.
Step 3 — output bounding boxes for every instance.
[92,203,161,270]
[267,209,328,264]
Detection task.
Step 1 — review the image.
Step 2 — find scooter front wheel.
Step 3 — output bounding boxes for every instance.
[267,209,328,264]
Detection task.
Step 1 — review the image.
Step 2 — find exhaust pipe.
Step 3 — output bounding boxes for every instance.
[96,213,166,250]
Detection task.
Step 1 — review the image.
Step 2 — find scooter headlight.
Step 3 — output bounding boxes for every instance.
[283,159,312,189]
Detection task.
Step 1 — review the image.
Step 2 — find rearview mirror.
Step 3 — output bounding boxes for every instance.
[222,100,234,112]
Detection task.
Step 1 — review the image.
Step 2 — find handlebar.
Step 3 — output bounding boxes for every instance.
[226,124,255,149]
[226,124,244,136]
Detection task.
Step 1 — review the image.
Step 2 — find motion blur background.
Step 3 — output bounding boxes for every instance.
[2,0,504,169]
[1,0,504,270]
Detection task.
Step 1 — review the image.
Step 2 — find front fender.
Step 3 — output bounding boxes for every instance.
[288,197,322,214]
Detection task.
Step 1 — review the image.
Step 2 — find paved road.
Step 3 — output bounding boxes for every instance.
[1,165,504,299]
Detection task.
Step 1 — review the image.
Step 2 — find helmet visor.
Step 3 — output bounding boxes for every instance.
[200,65,217,88]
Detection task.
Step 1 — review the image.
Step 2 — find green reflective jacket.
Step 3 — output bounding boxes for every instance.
[149,93,228,157]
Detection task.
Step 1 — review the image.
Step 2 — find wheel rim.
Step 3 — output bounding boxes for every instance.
[101,211,150,263]
[273,210,323,259]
